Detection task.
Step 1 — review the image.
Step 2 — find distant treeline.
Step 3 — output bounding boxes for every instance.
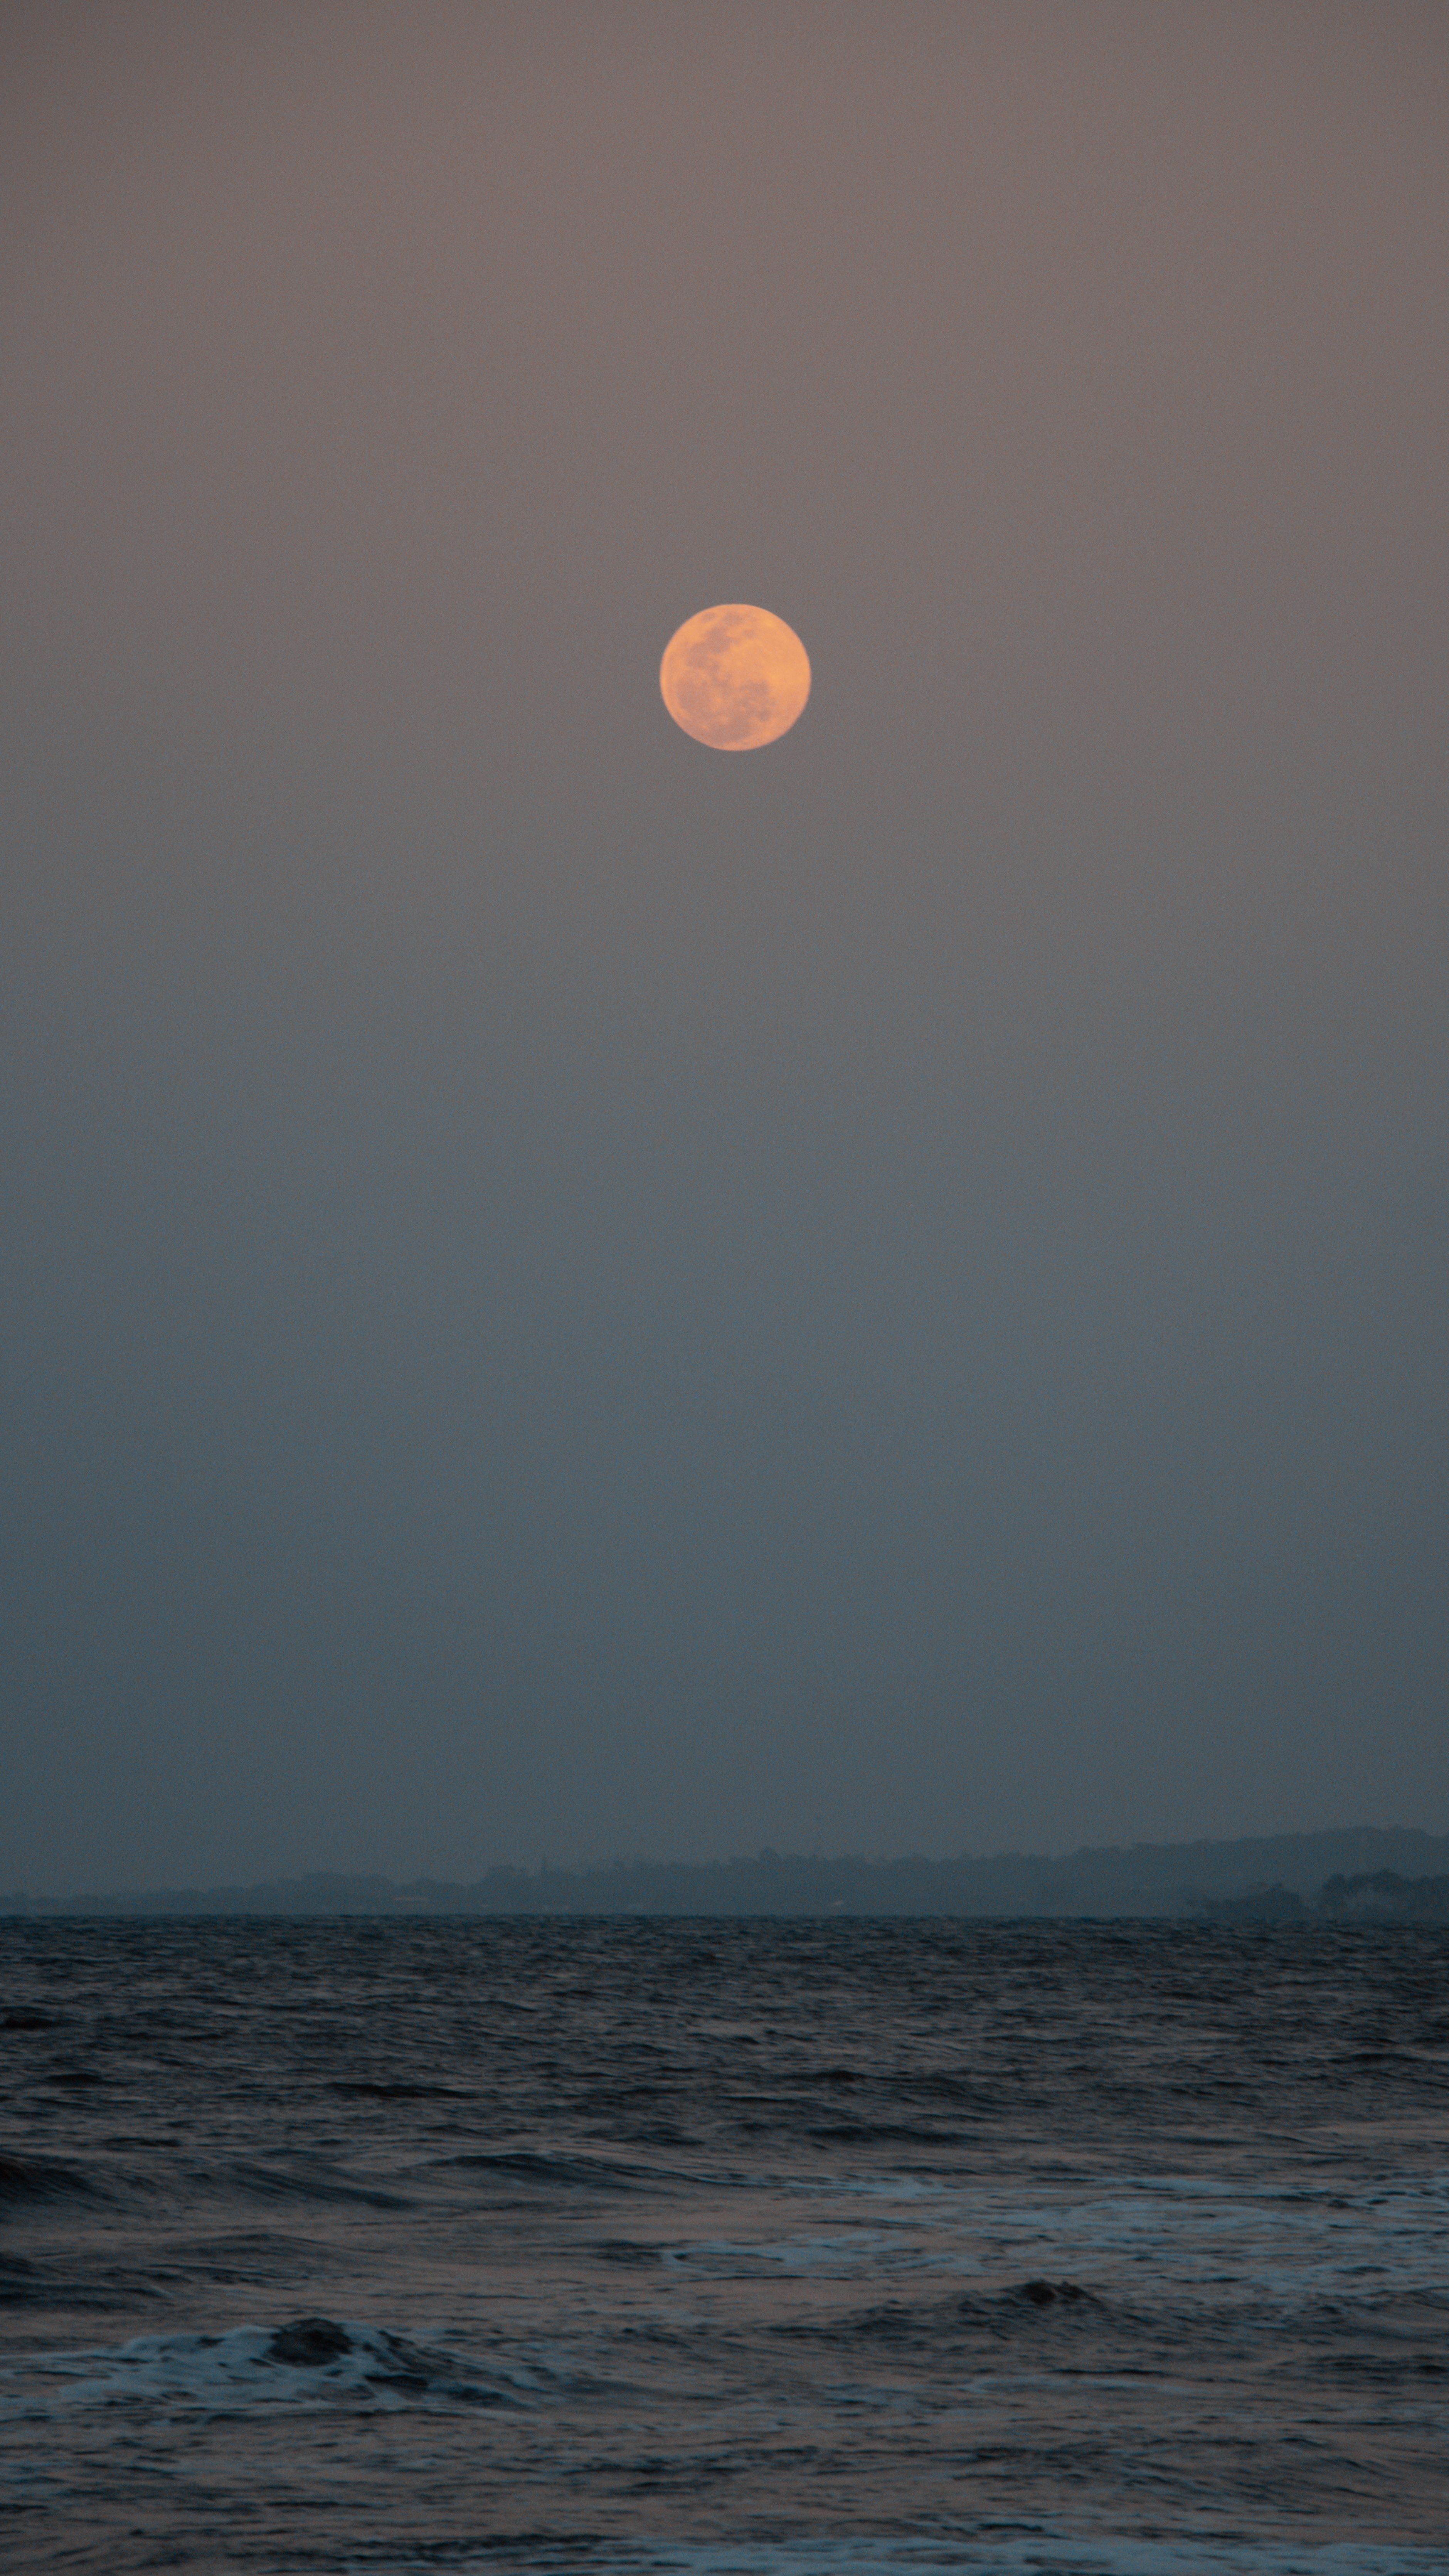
[5,1828,1449,1920]
[1321,1869,1449,1921]
[1202,1871,1449,1923]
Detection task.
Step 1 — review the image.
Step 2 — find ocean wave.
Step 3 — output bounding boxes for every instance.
[352,2539,1449,2576]
[444,2149,666,2192]
[5,1917,1446,2563]
[0,2152,99,2209]
[207,2160,416,2209]
[3,2317,537,2417]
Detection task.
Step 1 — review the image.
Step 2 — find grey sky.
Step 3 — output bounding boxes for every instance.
[2,2,1445,1891]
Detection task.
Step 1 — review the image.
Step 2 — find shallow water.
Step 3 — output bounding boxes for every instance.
[1,1919,1446,2573]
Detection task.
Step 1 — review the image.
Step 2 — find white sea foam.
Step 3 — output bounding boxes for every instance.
[661,2229,936,2278]
[0,2320,543,2418]
[973,2176,1449,2299]
[663,2169,1449,2299]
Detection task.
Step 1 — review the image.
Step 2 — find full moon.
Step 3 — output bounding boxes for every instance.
[660,604,811,750]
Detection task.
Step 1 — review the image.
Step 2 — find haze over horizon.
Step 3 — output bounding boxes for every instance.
[10,1822,1449,1919]
[3,3,1446,1894]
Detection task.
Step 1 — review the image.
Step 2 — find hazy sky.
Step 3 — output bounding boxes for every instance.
[3,2,1445,1892]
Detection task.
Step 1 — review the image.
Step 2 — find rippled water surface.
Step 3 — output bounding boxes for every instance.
[1,1919,1446,2574]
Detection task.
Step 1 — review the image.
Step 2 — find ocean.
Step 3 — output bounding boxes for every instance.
[0,1919,1445,2574]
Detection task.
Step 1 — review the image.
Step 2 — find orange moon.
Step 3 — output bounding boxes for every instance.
[660,604,811,750]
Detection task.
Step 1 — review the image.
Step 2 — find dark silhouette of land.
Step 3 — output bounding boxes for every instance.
[5,1829,1449,1919]
[1318,1869,1449,1921]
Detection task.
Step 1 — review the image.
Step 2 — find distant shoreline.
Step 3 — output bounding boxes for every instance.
[5,1828,1448,1921]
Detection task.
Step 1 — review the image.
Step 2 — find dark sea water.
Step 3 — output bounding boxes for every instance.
[1,1920,1446,2576]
